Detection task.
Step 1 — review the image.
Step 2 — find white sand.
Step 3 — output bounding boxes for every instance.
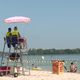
[0,70,80,80]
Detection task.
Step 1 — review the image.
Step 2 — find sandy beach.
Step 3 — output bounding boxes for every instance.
[0,70,80,80]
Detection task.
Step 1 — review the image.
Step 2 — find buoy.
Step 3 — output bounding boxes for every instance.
[42,56,44,60]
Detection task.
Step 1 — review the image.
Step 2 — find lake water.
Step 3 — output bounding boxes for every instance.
[24,54,80,72]
[0,54,80,72]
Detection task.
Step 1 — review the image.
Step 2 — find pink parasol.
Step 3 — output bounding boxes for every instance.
[4,16,31,23]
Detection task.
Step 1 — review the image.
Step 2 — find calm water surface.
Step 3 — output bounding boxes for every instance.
[0,54,80,72]
[24,54,80,72]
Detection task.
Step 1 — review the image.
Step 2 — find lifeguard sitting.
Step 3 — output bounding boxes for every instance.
[6,26,27,50]
[6,28,12,48]
[11,26,20,48]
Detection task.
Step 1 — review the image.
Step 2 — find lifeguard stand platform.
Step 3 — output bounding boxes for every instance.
[0,37,27,77]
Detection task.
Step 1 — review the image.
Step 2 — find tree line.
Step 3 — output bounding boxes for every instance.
[28,48,80,55]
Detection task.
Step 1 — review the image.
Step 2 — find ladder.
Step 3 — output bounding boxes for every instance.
[0,39,25,76]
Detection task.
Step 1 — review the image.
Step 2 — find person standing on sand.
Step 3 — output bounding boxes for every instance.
[62,60,68,71]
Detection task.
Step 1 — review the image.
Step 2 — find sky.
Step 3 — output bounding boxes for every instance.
[0,0,80,51]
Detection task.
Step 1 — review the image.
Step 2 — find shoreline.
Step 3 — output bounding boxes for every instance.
[0,70,80,80]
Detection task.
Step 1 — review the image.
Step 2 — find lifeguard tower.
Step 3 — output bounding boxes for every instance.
[0,37,27,77]
[0,16,31,77]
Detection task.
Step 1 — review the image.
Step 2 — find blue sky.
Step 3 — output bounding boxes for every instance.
[0,0,80,51]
